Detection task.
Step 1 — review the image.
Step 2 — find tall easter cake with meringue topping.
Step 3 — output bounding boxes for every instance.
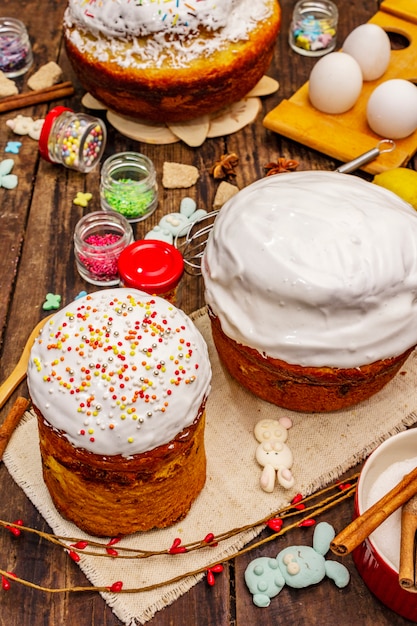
[63,0,281,123]
[27,289,211,536]
[202,171,417,413]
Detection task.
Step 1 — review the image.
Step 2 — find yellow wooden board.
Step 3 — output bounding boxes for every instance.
[380,0,417,24]
[263,8,417,174]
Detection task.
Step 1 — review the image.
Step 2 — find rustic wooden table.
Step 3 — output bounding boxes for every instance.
[1,0,416,624]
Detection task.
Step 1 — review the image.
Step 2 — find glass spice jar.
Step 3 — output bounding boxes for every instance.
[289,0,338,57]
[74,211,134,286]
[117,240,184,303]
[0,18,33,78]
[100,152,158,223]
[38,106,107,173]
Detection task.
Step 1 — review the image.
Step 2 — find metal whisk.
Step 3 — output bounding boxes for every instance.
[175,210,219,275]
[175,140,396,276]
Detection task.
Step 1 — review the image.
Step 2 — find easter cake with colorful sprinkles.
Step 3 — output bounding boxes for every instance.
[27,288,211,536]
[63,0,281,123]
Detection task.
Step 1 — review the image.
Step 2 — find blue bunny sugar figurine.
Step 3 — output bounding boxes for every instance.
[245,522,350,607]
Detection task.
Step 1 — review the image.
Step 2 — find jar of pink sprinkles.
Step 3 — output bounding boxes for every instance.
[74,211,134,286]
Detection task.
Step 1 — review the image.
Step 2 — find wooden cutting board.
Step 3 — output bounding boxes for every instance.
[263,5,417,174]
[380,0,417,23]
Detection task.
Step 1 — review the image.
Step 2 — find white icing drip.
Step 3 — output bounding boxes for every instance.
[64,0,273,68]
[202,171,417,368]
[27,289,211,456]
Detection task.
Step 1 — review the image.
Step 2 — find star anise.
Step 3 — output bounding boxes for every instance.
[264,157,300,176]
[210,152,239,180]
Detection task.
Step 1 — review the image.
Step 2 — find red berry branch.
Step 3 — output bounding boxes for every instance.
[0,475,358,595]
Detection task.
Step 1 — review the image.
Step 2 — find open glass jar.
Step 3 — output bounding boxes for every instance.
[74,211,134,286]
[0,17,33,77]
[39,106,107,173]
[100,152,158,223]
[289,0,338,57]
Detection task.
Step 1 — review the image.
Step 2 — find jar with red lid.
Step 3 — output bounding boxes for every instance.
[39,106,106,173]
[117,240,184,303]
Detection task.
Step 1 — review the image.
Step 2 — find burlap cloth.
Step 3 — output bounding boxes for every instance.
[4,307,417,625]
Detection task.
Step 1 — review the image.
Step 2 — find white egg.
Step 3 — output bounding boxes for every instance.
[366,79,417,139]
[343,24,391,81]
[308,52,363,114]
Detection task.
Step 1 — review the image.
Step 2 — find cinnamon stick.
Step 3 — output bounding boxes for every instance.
[0,396,29,461]
[0,81,75,114]
[330,465,417,556]
[399,494,417,591]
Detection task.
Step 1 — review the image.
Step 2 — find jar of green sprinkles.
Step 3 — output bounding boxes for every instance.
[100,152,158,223]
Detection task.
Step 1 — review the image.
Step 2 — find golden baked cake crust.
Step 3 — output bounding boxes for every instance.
[63,1,281,122]
[35,405,206,537]
[209,312,413,413]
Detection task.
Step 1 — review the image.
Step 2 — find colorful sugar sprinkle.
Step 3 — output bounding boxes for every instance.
[103,178,156,220]
[60,120,104,171]
[78,233,123,283]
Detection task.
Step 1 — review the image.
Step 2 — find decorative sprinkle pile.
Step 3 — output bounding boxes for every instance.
[78,233,123,282]
[103,179,156,220]
[59,118,104,170]
[290,12,337,54]
[29,291,206,456]
[0,23,31,75]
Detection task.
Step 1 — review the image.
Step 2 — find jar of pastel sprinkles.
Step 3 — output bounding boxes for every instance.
[39,106,106,173]
[289,0,338,57]
[74,211,134,286]
[100,152,158,223]
[0,18,33,78]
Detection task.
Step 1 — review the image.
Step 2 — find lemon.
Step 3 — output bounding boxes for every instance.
[373,168,417,210]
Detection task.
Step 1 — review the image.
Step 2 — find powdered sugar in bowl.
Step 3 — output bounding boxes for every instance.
[353,429,417,621]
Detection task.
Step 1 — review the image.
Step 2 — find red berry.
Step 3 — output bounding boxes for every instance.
[68,550,81,562]
[203,533,218,547]
[267,518,283,532]
[298,518,316,527]
[106,548,119,557]
[1,576,10,591]
[211,564,224,574]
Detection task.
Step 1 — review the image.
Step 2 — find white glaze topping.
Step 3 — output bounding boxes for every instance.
[64,0,274,68]
[27,289,211,457]
[202,171,417,368]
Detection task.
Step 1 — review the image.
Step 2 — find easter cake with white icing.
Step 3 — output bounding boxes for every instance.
[63,0,281,122]
[27,288,211,536]
[202,171,417,412]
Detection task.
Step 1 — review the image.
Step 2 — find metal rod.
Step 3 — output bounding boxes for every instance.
[335,139,396,174]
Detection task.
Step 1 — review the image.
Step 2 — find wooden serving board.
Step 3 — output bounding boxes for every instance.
[380,0,417,24]
[263,6,417,174]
